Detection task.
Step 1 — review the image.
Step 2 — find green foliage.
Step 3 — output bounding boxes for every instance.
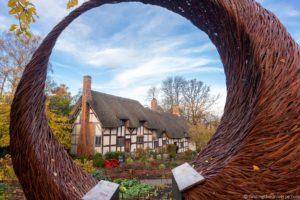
[48,84,72,116]
[190,124,215,152]
[91,169,110,181]
[48,95,71,116]
[166,144,177,158]
[104,151,123,160]
[114,179,155,198]
[126,157,134,164]
[0,183,8,196]
[0,103,10,148]
[93,153,104,168]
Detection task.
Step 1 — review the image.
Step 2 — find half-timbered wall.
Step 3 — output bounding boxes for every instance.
[71,109,192,155]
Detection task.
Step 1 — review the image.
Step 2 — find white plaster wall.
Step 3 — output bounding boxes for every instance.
[159,138,162,146]
[103,136,110,145]
[131,135,136,143]
[111,135,116,145]
[74,111,81,123]
[131,144,136,151]
[103,147,110,155]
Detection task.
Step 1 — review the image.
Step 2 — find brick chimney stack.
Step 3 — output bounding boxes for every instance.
[78,75,93,156]
[151,98,158,111]
[171,105,180,116]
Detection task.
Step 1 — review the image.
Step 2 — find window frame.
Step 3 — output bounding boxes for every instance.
[137,136,144,144]
[95,136,101,147]
[117,137,125,147]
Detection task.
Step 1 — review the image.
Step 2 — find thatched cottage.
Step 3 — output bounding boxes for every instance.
[70,76,194,156]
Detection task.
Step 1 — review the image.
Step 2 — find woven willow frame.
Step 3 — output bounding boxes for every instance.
[10,0,300,199]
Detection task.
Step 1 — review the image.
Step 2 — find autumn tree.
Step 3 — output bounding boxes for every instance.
[0,103,10,148]
[47,84,73,149]
[48,84,72,116]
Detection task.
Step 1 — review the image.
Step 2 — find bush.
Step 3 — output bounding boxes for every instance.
[105,151,119,160]
[0,183,8,196]
[114,179,155,198]
[190,124,216,151]
[158,164,166,170]
[126,157,134,164]
[183,149,194,161]
[93,153,104,168]
[92,169,110,181]
[0,154,16,181]
[74,159,95,173]
[166,144,177,158]
[135,148,146,160]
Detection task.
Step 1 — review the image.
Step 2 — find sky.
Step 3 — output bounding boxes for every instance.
[0,0,299,116]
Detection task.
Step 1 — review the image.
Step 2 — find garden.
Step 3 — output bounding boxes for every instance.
[0,145,197,199]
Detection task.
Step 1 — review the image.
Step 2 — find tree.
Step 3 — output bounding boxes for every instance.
[146,86,159,100]
[161,76,185,110]
[0,32,41,96]
[49,84,72,116]
[181,79,219,125]
[189,124,216,152]
[47,110,72,149]
[0,103,10,148]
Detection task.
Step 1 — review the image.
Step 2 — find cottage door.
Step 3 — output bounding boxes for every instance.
[125,139,131,152]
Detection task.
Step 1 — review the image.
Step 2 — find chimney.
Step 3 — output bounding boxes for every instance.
[78,75,93,157]
[151,98,158,111]
[171,105,180,116]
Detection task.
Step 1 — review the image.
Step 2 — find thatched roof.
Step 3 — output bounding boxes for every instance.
[74,91,189,139]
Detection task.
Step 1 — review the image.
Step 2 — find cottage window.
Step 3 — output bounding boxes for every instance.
[162,140,167,145]
[181,142,184,148]
[137,136,144,144]
[95,136,101,147]
[117,137,125,147]
[154,141,159,148]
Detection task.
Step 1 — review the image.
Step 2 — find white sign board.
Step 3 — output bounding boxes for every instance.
[172,162,205,192]
[82,180,119,200]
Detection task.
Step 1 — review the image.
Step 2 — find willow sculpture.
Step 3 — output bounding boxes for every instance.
[10,0,300,199]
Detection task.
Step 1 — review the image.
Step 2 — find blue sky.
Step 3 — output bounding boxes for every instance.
[0,0,299,115]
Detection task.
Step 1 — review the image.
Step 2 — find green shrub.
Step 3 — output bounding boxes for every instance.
[0,183,8,196]
[93,153,104,168]
[76,155,88,164]
[166,144,177,158]
[92,169,110,181]
[104,151,119,160]
[114,179,155,198]
[126,157,134,164]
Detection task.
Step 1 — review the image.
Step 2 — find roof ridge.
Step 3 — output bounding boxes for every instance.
[91,90,141,104]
